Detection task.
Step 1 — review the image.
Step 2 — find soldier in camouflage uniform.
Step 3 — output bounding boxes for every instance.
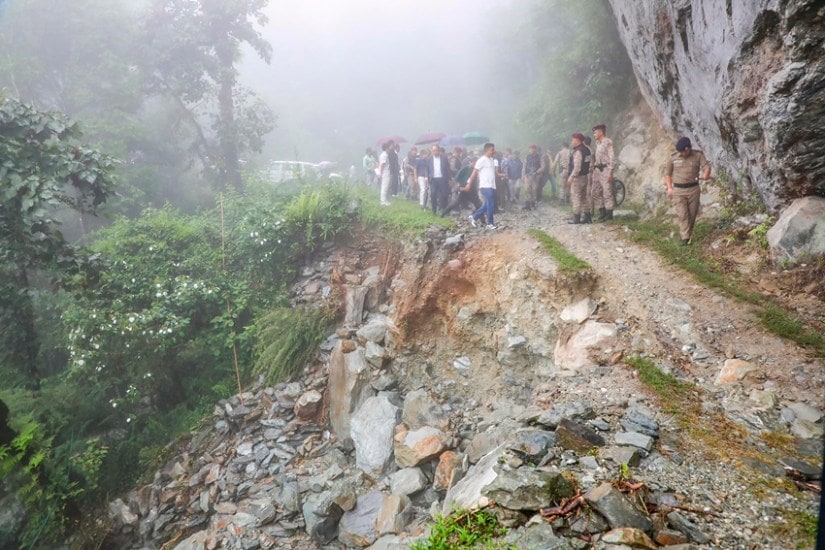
[591,124,616,221]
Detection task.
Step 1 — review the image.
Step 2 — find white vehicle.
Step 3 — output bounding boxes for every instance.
[265,161,344,184]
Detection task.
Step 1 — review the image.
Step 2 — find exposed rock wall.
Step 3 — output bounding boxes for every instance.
[607,0,825,211]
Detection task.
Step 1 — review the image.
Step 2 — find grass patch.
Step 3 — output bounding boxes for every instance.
[411,509,513,550]
[620,216,825,356]
[768,509,818,550]
[528,228,592,273]
[758,304,825,351]
[625,356,692,402]
[353,186,452,235]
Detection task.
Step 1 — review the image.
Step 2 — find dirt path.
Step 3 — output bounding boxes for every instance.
[486,203,825,407]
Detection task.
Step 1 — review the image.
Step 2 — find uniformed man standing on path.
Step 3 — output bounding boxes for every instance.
[591,124,616,221]
[566,132,591,224]
[665,136,711,245]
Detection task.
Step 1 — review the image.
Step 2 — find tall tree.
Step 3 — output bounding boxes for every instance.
[144,0,276,190]
[0,97,116,388]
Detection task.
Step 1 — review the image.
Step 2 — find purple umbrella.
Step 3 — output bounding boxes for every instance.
[414,132,446,145]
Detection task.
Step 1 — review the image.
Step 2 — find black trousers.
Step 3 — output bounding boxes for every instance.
[442,189,482,216]
[430,177,449,213]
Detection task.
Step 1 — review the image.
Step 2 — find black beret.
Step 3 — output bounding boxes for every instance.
[676,137,692,151]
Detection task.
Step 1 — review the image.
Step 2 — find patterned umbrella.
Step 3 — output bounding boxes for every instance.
[375,135,407,147]
[462,131,490,145]
[439,135,465,147]
[414,132,446,145]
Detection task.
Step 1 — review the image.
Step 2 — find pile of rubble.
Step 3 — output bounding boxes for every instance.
[107,231,823,549]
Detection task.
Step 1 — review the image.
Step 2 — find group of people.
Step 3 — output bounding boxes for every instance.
[361,125,711,243]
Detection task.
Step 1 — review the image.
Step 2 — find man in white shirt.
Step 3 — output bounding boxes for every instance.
[378,141,392,206]
[467,142,501,229]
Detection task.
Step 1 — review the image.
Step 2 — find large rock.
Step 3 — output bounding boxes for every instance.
[555,418,606,453]
[481,467,577,510]
[394,427,448,468]
[607,1,825,208]
[585,482,652,532]
[767,196,825,263]
[554,321,618,370]
[443,446,505,513]
[356,314,394,345]
[389,468,429,496]
[294,389,323,421]
[715,358,759,385]
[601,527,658,549]
[345,286,369,326]
[338,491,384,548]
[329,341,375,442]
[302,492,344,545]
[433,451,467,492]
[401,389,448,430]
[501,523,579,549]
[560,297,597,324]
[351,395,401,476]
[375,494,413,537]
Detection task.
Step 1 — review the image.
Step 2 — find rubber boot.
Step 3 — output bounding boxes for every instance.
[597,207,606,222]
[606,209,613,220]
[582,212,592,224]
[568,214,581,224]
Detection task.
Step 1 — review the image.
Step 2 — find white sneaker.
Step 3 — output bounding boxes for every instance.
[485,224,498,230]
[468,215,477,227]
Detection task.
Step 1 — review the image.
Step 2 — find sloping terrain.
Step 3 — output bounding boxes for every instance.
[106,202,823,549]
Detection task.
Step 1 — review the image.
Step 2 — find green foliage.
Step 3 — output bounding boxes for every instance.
[769,509,818,550]
[252,305,334,386]
[710,170,767,222]
[746,216,775,250]
[353,187,451,235]
[527,229,592,273]
[411,509,512,550]
[506,0,636,145]
[625,356,692,404]
[0,97,117,387]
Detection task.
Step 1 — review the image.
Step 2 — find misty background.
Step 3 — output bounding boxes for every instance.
[243,0,516,165]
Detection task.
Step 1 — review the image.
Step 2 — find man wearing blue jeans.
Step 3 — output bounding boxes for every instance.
[467,143,500,229]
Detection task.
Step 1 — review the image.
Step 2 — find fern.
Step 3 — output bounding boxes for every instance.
[252,305,333,385]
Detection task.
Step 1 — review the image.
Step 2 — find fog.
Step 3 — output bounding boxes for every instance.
[241,0,516,166]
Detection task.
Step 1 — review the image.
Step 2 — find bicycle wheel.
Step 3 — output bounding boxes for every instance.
[613,179,625,206]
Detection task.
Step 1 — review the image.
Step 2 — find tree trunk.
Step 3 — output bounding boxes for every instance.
[217,50,242,191]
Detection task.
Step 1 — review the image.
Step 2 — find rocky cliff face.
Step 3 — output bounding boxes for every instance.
[607,0,825,210]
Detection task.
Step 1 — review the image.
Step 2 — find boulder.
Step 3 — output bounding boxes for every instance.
[345,286,369,326]
[506,429,556,462]
[294,389,323,421]
[302,492,344,545]
[375,494,413,537]
[601,527,658,549]
[394,427,448,468]
[389,468,429,496]
[351,395,400,476]
[443,446,505,513]
[555,418,605,453]
[364,341,387,368]
[329,342,375,442]
[554,321,618,370]
[338,491,384,548]
[481,467,577,510]
[532,401,595,429]
[356,314,394,345]
[560,297,597,324]
[433,451,467,492]
[767,196,825,263]
[585,482,652,532]
[401,389,448,430]
[614,431,654,452]
[667,511,711,544]
[715,358,759,385]
[501,523,578,549]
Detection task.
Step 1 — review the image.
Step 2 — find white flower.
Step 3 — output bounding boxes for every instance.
[126,417,132,423]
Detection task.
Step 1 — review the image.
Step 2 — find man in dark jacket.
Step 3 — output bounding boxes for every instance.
[428,145,453,214]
